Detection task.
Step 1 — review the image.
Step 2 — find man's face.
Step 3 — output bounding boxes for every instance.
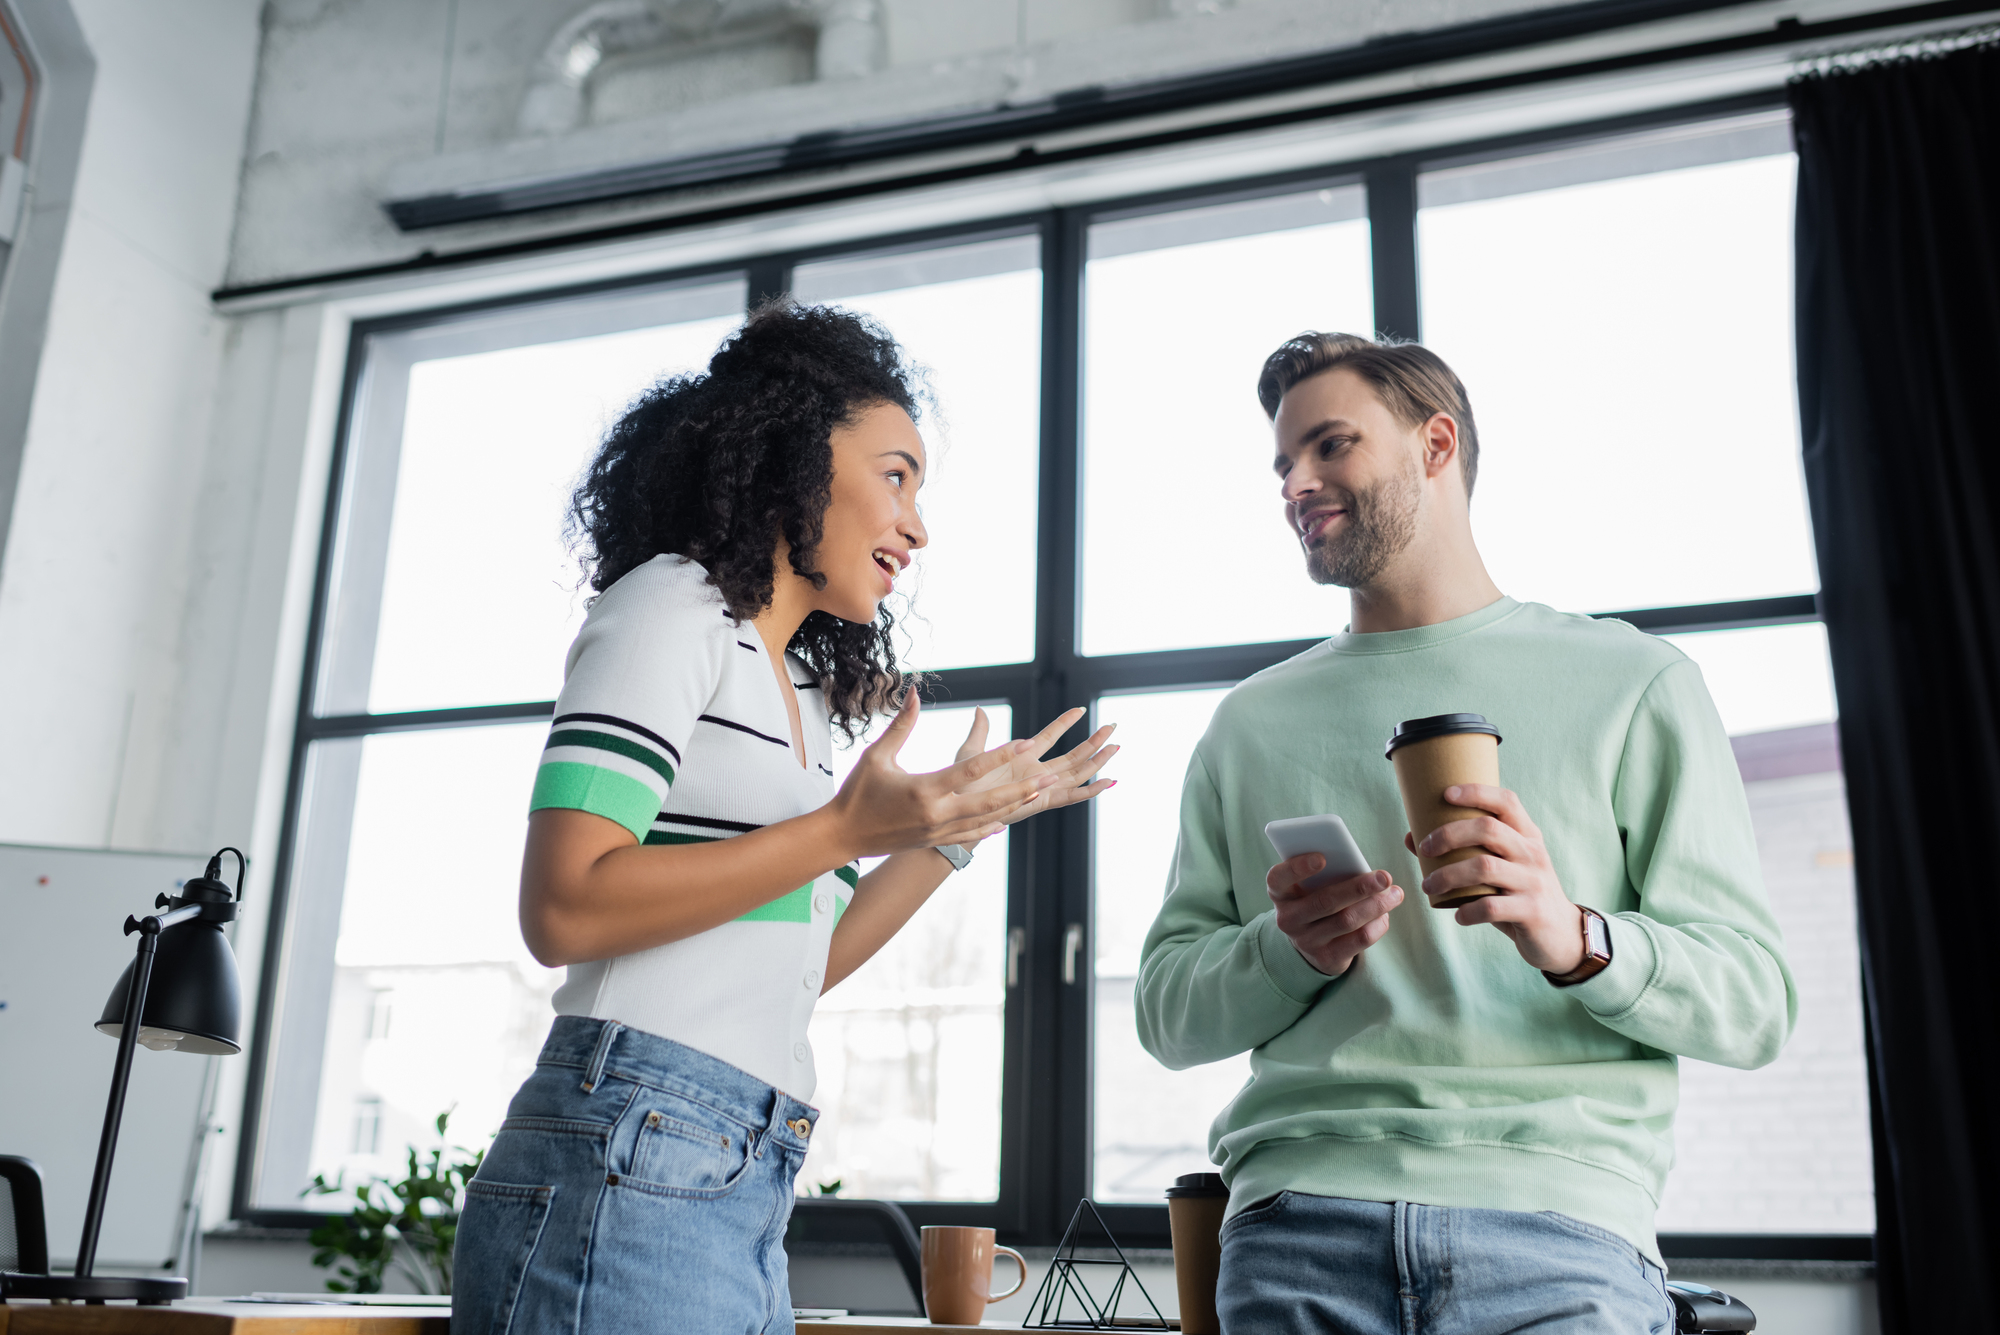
[1272,367,1425,589]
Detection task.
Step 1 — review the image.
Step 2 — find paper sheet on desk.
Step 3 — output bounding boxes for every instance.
[241,1293,452,1306]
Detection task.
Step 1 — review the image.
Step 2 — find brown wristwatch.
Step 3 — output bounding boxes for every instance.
[1543,907,1613,987]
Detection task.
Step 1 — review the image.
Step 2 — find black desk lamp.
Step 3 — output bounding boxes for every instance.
[1,848,246,1305]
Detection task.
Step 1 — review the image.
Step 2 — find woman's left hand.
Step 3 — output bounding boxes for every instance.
[953,707,1117,832]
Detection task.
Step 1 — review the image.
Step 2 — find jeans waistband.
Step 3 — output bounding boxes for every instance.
[537,1016,817,1144]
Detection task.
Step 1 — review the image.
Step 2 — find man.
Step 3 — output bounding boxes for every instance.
[1134,333,1794,1333]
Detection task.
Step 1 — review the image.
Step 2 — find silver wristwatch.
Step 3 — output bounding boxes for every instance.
[935,844,973,872]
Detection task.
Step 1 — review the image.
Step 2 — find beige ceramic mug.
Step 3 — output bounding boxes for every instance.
[921,1225,1027,1325]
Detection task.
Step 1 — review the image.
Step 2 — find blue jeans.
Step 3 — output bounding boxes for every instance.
[1216,1193,1676,1335]
[451,1017,815,1335]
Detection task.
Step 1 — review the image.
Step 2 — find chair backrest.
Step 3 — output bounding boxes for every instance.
[786,1198,924,1314]
[0,1156,50,1276]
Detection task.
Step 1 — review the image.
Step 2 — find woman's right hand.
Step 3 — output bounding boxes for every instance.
[823,691,1060,860]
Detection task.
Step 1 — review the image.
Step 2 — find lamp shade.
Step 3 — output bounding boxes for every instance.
[95,914,241,1055]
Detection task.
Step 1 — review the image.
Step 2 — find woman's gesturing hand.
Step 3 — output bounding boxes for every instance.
[824,692,1065,860]
[952,706,1117,830]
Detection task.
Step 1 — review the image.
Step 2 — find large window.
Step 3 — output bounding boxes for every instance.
[247,277,748,1209]
[803,703,1014,1202]
[1080,186,1373,655]
[247,103,1872,1256]
[788,232,1046,1200]
[1417,118,1814,615]
[792,235,1043,674]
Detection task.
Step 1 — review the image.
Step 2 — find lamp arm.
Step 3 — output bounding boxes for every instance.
[135,903,204,933]
[72,909,186,1279]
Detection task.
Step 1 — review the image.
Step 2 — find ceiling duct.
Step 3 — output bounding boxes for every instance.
[517,0,885,138]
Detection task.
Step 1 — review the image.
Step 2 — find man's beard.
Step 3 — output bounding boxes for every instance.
[1302,461,1422,588]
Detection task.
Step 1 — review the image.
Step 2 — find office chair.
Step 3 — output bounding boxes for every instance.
[0,1155,51,1290]
[786,1197,925,1315]
[1666,1279,1756,1332]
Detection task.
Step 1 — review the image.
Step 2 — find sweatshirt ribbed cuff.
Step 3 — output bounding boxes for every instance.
[1565,910,1660,1018]
[1251,909,1340,1006]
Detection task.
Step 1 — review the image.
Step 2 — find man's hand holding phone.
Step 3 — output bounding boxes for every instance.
[1266,857,1404,978]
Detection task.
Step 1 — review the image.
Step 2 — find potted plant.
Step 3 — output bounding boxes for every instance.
[303,1110,484,1295]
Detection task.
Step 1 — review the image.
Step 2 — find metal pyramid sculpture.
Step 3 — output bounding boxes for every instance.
[1022,1199,1171,1329]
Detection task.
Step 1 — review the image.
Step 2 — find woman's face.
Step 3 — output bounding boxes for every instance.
[813,400,929,623]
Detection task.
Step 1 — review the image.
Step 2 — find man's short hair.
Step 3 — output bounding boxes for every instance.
[1256,332,1481,497]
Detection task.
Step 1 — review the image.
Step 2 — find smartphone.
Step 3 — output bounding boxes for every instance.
[1264,814,1373,888]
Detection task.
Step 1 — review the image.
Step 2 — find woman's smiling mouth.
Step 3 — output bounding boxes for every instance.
[871,548,904,587]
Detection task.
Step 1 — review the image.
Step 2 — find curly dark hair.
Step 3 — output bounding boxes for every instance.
[569,299,925,738]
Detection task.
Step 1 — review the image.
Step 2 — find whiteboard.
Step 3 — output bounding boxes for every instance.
[0,842,219,1269]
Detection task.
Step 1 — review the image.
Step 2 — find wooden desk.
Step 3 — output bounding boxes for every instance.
[0,1303,449,1334]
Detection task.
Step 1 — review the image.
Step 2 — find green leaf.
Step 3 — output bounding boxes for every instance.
[303,1107,484,1296]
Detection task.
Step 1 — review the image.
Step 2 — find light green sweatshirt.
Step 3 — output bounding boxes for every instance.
[1134,597,1796,1263]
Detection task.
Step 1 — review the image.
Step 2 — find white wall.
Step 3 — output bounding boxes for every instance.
[0,0,261,852]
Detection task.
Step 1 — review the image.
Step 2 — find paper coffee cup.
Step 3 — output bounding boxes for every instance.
[1166,1172,1229,1335]
[1386,713,1503,910]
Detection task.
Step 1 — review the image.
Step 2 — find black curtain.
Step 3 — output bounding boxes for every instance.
[1790,39,2000,1335]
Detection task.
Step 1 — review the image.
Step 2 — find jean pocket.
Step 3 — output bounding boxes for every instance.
[1219,1191,1289,1244]
[452,1180,555,1335]
[619,1093,756,1198]
[1534,1210,1640,1256]
[498,1115,614,1140]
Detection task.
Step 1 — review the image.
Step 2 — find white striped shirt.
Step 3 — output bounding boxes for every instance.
[531,554,857,1097]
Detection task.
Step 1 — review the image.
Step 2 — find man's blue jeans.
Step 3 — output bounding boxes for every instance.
[1216,1192,1676,1334]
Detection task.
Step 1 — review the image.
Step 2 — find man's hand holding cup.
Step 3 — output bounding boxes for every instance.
[1406,783,1586,976]
[1266,856,1405,978]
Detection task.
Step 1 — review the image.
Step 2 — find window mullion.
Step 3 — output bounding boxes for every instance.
[747,256,789,307]
[1008,205,1092,1245]
[1367,159,1421,342]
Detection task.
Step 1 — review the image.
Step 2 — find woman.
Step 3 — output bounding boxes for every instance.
[451,302,1115,1334]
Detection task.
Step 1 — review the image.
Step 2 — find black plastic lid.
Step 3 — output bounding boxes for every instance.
[1384,712,1502,759]
[1165,1172,1228,1198]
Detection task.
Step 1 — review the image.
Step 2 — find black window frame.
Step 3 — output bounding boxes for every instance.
[235,86,1865,1267]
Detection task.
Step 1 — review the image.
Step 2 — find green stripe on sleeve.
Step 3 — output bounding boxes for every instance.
[737,884,813,924]
[834,865,859,890]
[529,762,660,843]
[635,838,829,924]
[595,832,840,925]
[546,728,676,786]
